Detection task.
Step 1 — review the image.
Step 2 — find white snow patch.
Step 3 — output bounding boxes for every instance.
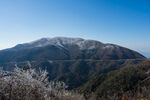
[103,45,115,49]
[24,37,104,50]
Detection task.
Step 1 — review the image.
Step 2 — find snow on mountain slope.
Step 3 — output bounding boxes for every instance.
[0,37,145,63]
[14,37,105,50]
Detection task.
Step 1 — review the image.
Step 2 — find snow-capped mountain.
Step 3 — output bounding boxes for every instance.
[14,37,104,50]
[12,37,127,51]
[0,37,145,62]
[0,37,146,89]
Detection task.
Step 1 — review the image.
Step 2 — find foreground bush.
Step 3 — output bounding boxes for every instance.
[0,67,84,100]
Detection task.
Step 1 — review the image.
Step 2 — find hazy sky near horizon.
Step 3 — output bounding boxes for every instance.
[0,0,150,57]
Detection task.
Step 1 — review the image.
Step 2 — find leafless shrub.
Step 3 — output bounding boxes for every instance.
[0,67,84,100]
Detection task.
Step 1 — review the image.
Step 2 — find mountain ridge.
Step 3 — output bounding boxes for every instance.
[0,37,146,89]
[3,37,139,52]
[0,37,145,60]
[77,60,150,99]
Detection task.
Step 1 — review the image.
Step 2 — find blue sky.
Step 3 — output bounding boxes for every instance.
[0,0,150,57]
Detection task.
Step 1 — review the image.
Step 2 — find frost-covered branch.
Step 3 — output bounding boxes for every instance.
[0,67,84,100]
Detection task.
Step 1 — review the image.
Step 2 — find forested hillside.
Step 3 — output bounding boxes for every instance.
[77,60,150,100]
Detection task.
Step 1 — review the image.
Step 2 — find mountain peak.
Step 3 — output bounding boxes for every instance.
[15,37,104,50]
[7,37,145,61]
